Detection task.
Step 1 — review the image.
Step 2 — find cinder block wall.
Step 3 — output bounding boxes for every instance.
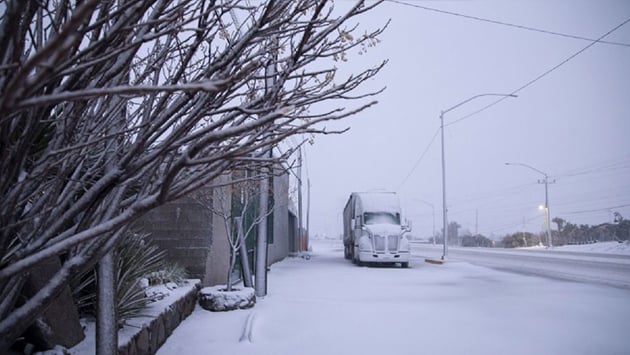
[133,171,289,286]
[133,188,215,283]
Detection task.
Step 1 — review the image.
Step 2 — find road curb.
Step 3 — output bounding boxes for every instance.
[425,258,444,265]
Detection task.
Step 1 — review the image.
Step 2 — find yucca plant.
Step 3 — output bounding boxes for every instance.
[71,232,177,325]
[115,232,166,322]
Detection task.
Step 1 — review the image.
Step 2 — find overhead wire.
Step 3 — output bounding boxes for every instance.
[446,16,630,127]
[450,181,537,205]
[561,203,630,215]
[396,127,440,190]
[487,213,545,234]
[392,3,630,191]
[554,156,630,178]
[386,0,630,48]
[387,1,630,234]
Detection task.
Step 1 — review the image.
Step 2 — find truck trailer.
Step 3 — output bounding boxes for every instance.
[342,192,411,267]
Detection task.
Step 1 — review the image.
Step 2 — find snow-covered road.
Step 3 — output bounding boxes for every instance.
[158,239,630,355]
[411,242,630,289]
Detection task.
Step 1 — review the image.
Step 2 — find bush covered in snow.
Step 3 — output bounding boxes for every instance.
[198,286,256,312]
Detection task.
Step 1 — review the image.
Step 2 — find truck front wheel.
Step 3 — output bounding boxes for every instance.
[355,256,364,266]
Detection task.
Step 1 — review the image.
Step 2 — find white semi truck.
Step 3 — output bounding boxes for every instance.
[343,192,411,267]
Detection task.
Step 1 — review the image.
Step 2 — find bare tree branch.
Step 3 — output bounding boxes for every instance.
[0,0,388,350]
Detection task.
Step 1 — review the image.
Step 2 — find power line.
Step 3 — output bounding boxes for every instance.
[489,213,543,234]
[554,156,630,178]
[561,203,630,215]
[396,127,440,190]
[386,0,630,48]
[450,181,537,205]
[445,16,630,127]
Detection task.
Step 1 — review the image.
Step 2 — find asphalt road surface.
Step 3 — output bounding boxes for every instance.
[410,242,630,289]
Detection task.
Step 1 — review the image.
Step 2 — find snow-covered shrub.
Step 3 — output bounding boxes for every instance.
[198,286,256,312]
[146,263,188,286]
[70,232,174,324]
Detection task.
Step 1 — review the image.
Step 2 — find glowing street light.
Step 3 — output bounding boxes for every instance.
[506,162,554,248]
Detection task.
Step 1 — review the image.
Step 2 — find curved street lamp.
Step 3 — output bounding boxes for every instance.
[505,162,554,248]
[440,93,517,260]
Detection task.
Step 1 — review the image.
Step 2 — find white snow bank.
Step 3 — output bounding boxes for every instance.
[522,241,630,255]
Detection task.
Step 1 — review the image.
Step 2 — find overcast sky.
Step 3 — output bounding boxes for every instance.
[296,0,630,239]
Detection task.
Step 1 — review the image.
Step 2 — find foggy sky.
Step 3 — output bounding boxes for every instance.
[299,0,630,239]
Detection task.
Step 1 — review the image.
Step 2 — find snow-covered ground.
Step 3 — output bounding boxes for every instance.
[157,239,630,355]
[537,241,630,254]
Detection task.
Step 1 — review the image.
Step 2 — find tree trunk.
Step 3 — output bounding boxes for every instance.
[226,245,237,292]
[96,251,117,355]
[237,217,253,288]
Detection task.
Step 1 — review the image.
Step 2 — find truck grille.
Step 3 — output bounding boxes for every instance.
[374,235,398,252]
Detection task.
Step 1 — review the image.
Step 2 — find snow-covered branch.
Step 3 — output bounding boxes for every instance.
[0,0,387,350]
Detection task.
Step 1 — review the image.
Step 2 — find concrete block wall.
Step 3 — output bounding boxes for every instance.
[132,179,233,287]
[132,188,214,282]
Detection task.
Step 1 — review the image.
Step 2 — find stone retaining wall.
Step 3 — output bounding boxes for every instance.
[118,284,200,355]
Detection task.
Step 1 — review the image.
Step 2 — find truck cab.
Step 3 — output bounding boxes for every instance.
[343,192,411,267]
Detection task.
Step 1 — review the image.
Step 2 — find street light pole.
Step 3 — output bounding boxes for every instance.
[544,176,551,248]
[505,162,554,248]
[439,93,517,260]
[440,111,447,258]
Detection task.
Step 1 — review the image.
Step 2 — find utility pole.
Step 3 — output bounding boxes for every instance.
[540,175,555,248]
[439,93,517,260]
[304,148,311,248]
[522,217,527,247]
[440,111,448,259]
[505,162,555,248]
[255,174,269,297]
[297,147,303,253]
[306,178,311,246]
[475,209,479,235]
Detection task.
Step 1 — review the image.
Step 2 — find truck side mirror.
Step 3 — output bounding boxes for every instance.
[402,219,412,232]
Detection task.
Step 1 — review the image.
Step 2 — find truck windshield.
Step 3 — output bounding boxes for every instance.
[363,212,400,225]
